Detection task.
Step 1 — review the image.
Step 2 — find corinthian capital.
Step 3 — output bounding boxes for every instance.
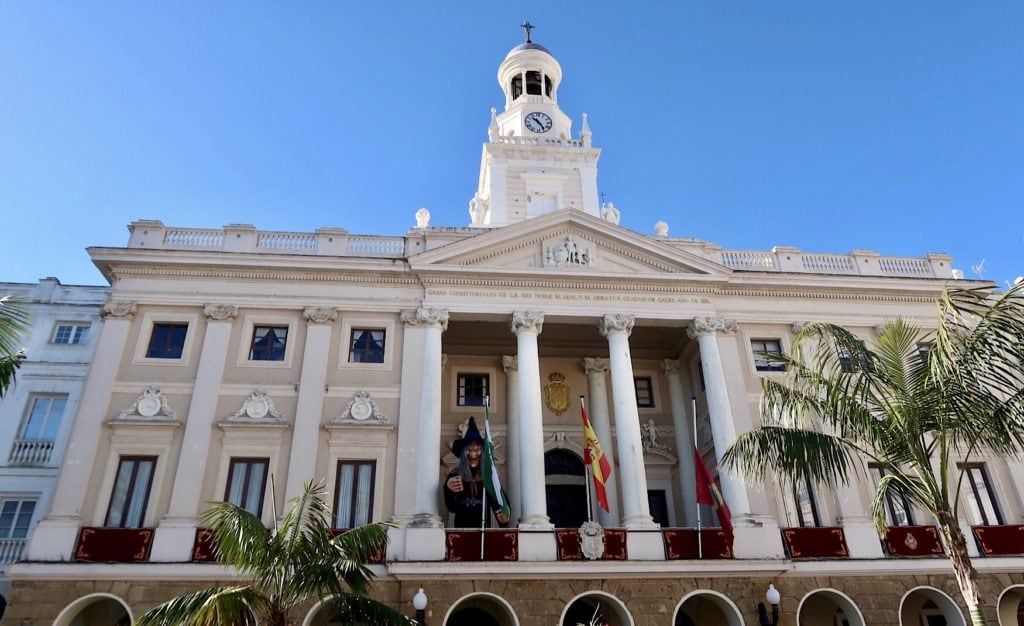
[101,300,137,320]
[400,307,449,331]
[582,357,609,375]
[204,303,238,321]
[686,316,737,339]
[599,313,635,338]
[502,355,518,372]
[661,359,681,376]
[303,307,338,325]
[511,310,544,334]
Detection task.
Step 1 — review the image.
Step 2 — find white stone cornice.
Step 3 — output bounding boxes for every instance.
[661,359,681,376]
[400,307,449,331]
[686,316,737,339]
[511,310,544,334]
[502,355,518,372]
[101,300,137,319]
[599,313,634,338]
[203,303,238,321]
[582,357,609,375]
[303,306,338,324]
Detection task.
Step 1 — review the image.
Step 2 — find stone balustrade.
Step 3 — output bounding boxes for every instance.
[8,439,54,466]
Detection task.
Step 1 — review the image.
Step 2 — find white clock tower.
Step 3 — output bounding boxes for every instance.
[469,23,602,228]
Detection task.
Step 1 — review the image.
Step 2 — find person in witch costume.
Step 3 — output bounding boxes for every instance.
[444,416,510,528]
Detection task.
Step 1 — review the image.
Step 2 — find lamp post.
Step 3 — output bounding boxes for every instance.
[757,583,780,626]
[413,587,428,626]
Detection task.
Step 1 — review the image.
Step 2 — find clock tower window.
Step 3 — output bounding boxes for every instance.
[510,71,553,100]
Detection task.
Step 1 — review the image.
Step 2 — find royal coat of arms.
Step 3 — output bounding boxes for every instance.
[544,372,571,416]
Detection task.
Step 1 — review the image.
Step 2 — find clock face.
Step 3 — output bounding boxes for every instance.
[524,111,553,133]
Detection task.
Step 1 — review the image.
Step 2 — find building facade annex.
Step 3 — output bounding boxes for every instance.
[8,33,1024,626]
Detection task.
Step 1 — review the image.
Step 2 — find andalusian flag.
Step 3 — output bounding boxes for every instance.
[482,403,510,519]
[695,447,734,549]
[580,398,612,512]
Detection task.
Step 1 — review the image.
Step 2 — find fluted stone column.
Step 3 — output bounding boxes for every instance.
[283,307,337,502]
[582,357,620,527]
[600,314,657,529]
[26,301,137,561]
[663,359,699,527]
[406,308,449,528]
[512,311,551,528]
[149,303,239,561]
[502,355,522,526]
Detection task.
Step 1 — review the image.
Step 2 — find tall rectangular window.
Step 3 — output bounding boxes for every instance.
[20,395,66,441]
[961,463,1003,526]
[348,329,386,363]
[870,464,915,526]
[146,323,189,359]
[790,476,821,528]
[105,456,157,528]
[249,326,288,361]
[634,376,655,407]
[334,461,375,529]
[225,458,269,517]
[457,373,489,406]
[0,499,36,539]
[52,323,90,345]
[751,339,785,372]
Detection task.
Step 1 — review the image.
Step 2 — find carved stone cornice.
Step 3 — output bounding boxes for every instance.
[204,303,238,321]
[661,359,681,376]
[511,310,544,335]
[686,316,737,339]
[400,307,449,331]
[599,313,634,338]
[582,357,609,376]
[102,300,137,320]
[303,307,338,325]
[502,355,518,372]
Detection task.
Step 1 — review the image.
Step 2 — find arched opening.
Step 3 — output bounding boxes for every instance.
[561,592,632,626]
[997,585,1024,626]
[444,593,518,626]
[545,449,586,529]
[673,591,744,626]
[304,598,380,626]
[55,594,132,626]
[899,587,966,626]
[797,589,865,626]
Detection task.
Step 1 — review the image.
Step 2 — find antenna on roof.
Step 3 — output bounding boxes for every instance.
[971,259,985,278]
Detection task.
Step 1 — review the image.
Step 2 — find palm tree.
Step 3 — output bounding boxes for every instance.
[722,284,1024,626]
[0,294,29,397]
[136,481,414,626]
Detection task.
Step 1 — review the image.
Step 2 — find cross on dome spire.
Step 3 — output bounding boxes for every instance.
[520,20,535,43]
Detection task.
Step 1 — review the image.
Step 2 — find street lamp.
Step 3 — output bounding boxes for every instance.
[757,584,780,626]
[412,587,428,626]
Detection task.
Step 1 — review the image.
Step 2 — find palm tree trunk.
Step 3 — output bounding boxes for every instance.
[938,510,988,626]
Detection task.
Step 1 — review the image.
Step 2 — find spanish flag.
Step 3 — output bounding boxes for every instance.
[580,398,612,512]
[695,447,734,549]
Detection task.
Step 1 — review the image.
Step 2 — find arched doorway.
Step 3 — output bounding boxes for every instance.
[674,591,743,626]
[899,588,965,626]
[561,592,632,626]
[797,589,865,626]
[997,585,1024,626]
[545,449,586,528]
[55,594,131,626]
[444,593,517,626]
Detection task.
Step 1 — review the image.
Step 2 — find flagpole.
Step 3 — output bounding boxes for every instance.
[693,396,703,560]
[580,396,594,524]
[480,397,489,561]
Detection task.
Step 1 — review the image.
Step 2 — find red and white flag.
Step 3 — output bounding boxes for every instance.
[581,399,612,512]
[695,447,734,549]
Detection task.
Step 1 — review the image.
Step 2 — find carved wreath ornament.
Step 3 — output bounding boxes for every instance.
[229,391,284,421]
[117,387,175,420]
[335,391,389,424]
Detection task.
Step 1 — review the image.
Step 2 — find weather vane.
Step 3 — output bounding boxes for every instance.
[972,259,985,278]
[521,21,535,43]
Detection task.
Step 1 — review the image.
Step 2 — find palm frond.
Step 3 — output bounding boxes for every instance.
[0,295,29,397]
[134,585,269,626]
[318,593,416,626]
[721,425,861,487]
[201,500,273,575]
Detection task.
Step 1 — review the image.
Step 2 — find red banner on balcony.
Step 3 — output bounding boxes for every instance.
[445,530,518,561]
[973,525,1024,556]
[781,527,849,559]
[554,528,627,561]
[75,527,153,562]
[662,528,733,559]
[882,526,944,557]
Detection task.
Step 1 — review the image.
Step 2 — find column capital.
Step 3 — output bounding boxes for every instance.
[686,316,737,339]
[303,307,338,324]
[661,359,682,376]
[511,310,544,334]
[502,355,518,372]
[203,303,238,321]
[401,307,449,331]
[101,300,137,320]
[791,321,808,334]
[582,357,610,375]
[599,313,634,338]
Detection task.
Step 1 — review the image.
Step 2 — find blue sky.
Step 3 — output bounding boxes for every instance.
[1,2,1021,287]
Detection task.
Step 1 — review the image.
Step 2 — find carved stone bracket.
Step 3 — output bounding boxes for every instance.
[227,391,284,422]
[303,307,337,325]
[333,391,389,424]
[502,355,518,372]
[204,304,238,321]
[599,313,635,338]
[582,357,609,376]
[511,310,544,334]
[687,316,738,339]
[400,307,449,331]
[102,301,137,320]
[544,236,593,268]
[117,387,175,420]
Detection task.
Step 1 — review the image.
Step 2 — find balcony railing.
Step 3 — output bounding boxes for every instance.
[0,538,26,566]
[8,439,54,465]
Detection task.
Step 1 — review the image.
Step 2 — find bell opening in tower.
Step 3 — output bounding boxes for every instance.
[511,75,523,100]
[526,70,544,95]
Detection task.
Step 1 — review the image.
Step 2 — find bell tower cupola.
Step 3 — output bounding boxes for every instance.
[469,23,602,228]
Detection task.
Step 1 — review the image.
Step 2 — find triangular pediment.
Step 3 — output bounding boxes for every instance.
[409,210,730,279]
